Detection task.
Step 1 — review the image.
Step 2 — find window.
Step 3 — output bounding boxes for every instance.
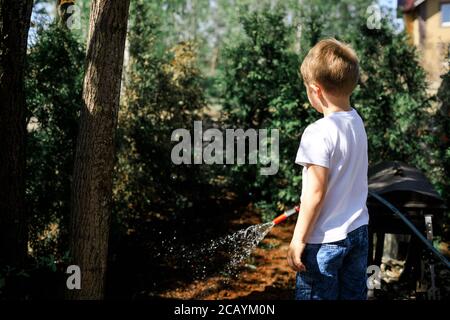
[442,3,450,27]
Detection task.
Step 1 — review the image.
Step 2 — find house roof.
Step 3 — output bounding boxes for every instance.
[397,0,427,12]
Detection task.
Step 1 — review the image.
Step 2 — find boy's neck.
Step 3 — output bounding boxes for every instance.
[321,94,351,117]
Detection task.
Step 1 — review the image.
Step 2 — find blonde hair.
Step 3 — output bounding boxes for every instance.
[300,38,359,96]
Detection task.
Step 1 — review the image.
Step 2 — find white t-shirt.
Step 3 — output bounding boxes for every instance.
[295,107,369,244]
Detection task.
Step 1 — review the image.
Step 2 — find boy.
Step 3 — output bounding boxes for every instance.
[287,38,369,300]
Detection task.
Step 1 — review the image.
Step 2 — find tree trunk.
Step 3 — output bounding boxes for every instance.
[68,0,130,300]
[0,0,33,269]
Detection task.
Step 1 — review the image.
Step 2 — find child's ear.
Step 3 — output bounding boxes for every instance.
[310,83,321,96]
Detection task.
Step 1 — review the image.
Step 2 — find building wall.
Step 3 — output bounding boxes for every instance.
[415,0,450,90]
[424,1,450,88]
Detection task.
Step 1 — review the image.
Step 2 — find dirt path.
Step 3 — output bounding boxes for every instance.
[157,209,297,300]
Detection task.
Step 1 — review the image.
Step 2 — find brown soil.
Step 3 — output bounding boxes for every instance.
[151,207,450,300]
[157,209,297,300]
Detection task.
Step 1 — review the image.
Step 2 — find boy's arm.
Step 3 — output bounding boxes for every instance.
[287,163,328,272]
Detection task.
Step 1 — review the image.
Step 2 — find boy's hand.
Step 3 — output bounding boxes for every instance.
[287,241,307,272]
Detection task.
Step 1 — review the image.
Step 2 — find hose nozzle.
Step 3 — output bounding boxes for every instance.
[272,206,300,225]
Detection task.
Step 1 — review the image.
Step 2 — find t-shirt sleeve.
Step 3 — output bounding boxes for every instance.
[295,124,331,168]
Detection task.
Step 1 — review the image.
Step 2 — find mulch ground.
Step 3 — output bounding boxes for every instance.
[153,208,450,300]
[156,208,297,300]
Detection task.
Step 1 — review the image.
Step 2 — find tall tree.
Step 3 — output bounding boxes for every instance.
[68,0,130,299]
[0,0,33,269]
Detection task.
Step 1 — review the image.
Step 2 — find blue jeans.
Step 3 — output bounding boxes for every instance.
[295,224,369,300]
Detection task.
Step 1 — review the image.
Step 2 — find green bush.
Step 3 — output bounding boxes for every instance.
[218,7,319,220]
[436,63,450,205]
[26,23,84,258]
[113,1,212,230]
[345,9,444,201]
[219,2,447,220]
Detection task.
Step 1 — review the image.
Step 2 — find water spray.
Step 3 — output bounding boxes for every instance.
[168,205,301,280]
[272,206,300,225]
